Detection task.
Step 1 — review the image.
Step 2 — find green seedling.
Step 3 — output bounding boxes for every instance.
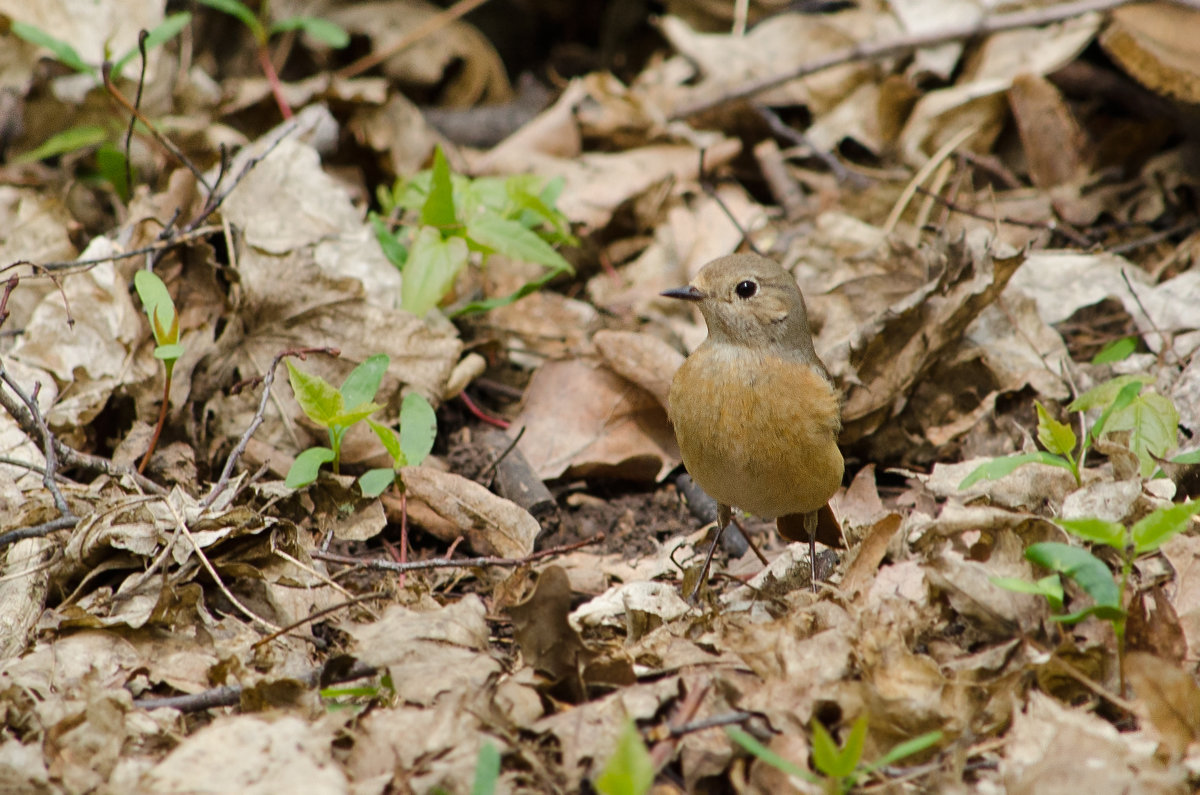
[372,146,577,318]
[133,270,184,473]
[471,742,501,795]
[13,14,192,199]
[198,0,348,119]
[593,720,654,795]
[993,500,1200,693]
[12,12,191,80]
[1090,336,1138,365]
[320,671,394,714]
[285,354,388,487]
[357,392,437,498]
[960,375,1181,488]
[285,354,437,496]
[728,717,942,794]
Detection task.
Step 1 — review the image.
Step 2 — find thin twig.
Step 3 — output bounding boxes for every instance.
[480,425,524,485]
[336,0,493,80]
[134,659,378,712]
[251,592,389,650]
[312,532,605,573]
[102,63,211,192]
[160,495,280,632]
[671,0,1141,119]
[201,347,340,509]
[0,365,75,519]
[667,710,756,738]
[911,184,1092,246]
[9,226,222,273]
[753,104,862,186]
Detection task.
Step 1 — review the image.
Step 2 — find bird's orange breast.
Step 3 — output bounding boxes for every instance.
[668,344,844,518]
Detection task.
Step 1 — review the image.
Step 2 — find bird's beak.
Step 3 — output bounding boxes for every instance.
[660,285,705,302]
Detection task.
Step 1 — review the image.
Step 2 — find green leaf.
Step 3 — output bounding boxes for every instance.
[471,742,501,795]
[726,727,818,784]
[287,361,343,427]
[370,213,408,269]
[1051,603,1127,624]
[14,125,109,164]
[1026,542,1120,610]
[837,716,868,779]
[268,16,350,48]
[134,270,179,347]
[866,731,943,771]
[1055,517,1125,549]
[957,452,1072,490]
[328,402,384,431]
[1036,402,1077,457]
[1104,390,1180,477]
[358,468,397,498]
[12,21,93,73]
[1091,336,1138,364]
[401,226,469,316]
[368,420,406,468]
[154,343,185,362]
[466,211,573,272]
[1088,380,1145,442]
[810,720,842,778]
[95,143,133,201]
[198,0,266,42]
[399,393,437,467]
[450,265,571,318]
[991,574,1064,612]
[110,12,192,77]
[285,446,335,488]
[1132,500,1200,554]
[1171,449,1200,465]
[593,720,653,795]
[1070,375,1147,413]
[340,354,389,409]
[420,146,458,231]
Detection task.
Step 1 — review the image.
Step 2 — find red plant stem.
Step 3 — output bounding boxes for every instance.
[257,45,293,120]
[458,391,509,429]
[398,490,408,588]
[138,371,172,474]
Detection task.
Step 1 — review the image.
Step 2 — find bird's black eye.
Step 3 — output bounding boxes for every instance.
[735,280,757,298]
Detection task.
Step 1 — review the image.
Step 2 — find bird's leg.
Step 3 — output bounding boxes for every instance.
[687,503,732,603]
[804,510,818,593]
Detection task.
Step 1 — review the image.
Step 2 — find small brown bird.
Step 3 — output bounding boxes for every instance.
[663,253,844,598]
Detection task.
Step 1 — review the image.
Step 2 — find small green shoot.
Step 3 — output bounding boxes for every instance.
[994,500,1200,694]
[471,742,501,795]
[12,13,191,79]
[320,672,394,713]
[358,392,437,497]
[594,720,654,795]
[133,270,183,473]
[198,0,347,118]
[372,146,577,318]
[728,717,942,793]
[960,376,1177,488]
[1090,336,1138,365]
[285,354,388,486]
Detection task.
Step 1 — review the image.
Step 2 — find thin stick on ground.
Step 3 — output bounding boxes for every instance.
[671,0,1140,120]
[160,495,280,633]
[135,659,379,712]
[201,347,341,509]
[336,0,494,80]
[312,532,605,574]
[0,365,79,548]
